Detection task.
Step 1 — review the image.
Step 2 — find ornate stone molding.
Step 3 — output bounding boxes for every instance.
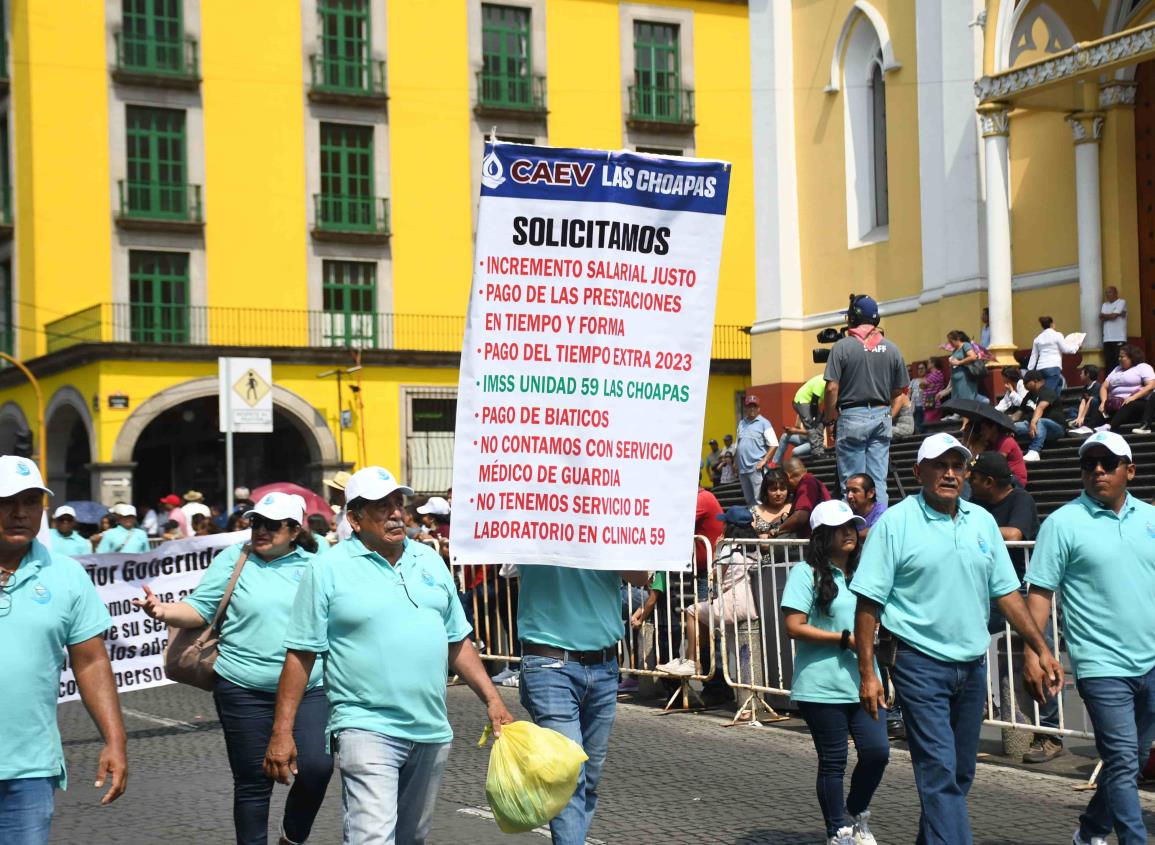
[976,20,1155,103]
[1099,81,1138,109]
[1067,112,1105,144]
[977,104,1010,138]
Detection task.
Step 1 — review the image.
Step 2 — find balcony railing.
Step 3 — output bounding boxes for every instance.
[313,194,389,235]
[118,180,203,224]
[475,70,546,112]
[309,55,387,98]
[711,325,750,361]
[628,84,695,126]
[114,32,199,80]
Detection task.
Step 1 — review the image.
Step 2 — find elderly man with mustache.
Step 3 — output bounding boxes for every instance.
[265,466,512,845]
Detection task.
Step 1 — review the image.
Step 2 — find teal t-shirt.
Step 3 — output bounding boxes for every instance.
[182,543,322,693]
[1026,493,1155,680]
[851,493,1020,663]
[781,563,862,703]
[0,540,111,788]
[50,529,91,558]
[283,535,470,743]
[517,565,622,652]
[96,525,150,554]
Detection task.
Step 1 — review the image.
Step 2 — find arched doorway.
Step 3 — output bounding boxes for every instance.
[0,400,28,456]
[45,387,95,501]
[131,397,314,508]
[1135,59,1155,360]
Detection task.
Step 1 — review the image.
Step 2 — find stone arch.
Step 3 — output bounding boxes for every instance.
[45,386,96,462]
[111,377,339,466]
[825,1,901,94]
[45,386,96,502]
[0,400,29,455]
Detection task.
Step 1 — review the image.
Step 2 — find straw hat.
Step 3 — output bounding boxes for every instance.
[324,471,352,492]
[183,490,205,503]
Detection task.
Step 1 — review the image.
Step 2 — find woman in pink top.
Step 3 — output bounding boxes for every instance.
[965,418,1028,487]
[1098,344,1155,430]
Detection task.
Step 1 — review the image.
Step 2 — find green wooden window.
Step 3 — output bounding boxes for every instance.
[317,0,371,92]
[125,106,187,219]
[480,4,532,107]
[129,250,189,344]
[0,260,12,356]
[0,114,10,225]
[633,21,686,121]
[319,123,375,229]
[322,260,377,347]
[122,0,184,74]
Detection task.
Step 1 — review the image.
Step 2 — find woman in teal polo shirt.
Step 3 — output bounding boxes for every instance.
[781,500,888,845]
[134,492,330,845]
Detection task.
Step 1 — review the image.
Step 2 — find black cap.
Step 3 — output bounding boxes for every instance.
[970,451,1013,483]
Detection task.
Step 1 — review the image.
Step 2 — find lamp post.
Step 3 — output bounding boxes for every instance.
[0,352,46,471]
[317,365,362,467]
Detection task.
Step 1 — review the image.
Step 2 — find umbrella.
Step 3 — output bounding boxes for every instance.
[250,483,332,519]
[61,500,111,525]
[940,399,1016,433]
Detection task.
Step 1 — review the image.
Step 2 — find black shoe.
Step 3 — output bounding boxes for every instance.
[886,719,906,740]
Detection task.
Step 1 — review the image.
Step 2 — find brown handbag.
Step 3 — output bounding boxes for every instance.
[163,545,251,691]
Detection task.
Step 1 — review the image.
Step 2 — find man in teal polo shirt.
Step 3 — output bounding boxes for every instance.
[0,456,128,844]
[96,504,150,554]
[49,506,92,558]
[265,466,512,845]
[1024,431,1155,845]
[851,433,1062,845]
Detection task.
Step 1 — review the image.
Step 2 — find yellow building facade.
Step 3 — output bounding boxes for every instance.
[0,0,754,505]
[747,0,1155,420]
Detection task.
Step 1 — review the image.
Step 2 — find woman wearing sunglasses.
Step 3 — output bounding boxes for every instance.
[134,492,329,845]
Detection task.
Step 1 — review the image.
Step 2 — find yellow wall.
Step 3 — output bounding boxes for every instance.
[1008,111,1078,275]
[546,1,622,148]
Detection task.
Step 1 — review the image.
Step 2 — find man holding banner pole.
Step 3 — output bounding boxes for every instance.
[0,456,127,843]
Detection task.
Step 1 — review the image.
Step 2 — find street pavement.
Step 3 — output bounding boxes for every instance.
[54,683,1155,844]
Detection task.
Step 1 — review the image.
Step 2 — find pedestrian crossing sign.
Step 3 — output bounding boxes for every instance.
[234,368,270,408]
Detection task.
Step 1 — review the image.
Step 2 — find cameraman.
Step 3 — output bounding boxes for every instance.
[822,295,908,507]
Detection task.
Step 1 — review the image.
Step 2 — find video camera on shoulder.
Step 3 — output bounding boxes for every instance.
[812,293,864,364]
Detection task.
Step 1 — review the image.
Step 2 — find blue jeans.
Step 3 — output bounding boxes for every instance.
[0,777,54,845]
[835,407,892,507]
[773,433,811,465]
[796,701,889,837]
[1013,417,1063,453]
[889,643,987,845]
[1075,665,1155,845]
[1040,366,1063,395]
[519,653,619,845]
[335,728,451,845]
[213,678,333,845]
[739,469,763,507]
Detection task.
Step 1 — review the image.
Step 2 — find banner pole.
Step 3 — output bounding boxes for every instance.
[225,363,234,515]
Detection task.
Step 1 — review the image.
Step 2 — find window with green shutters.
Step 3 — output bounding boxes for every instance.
[0,260,12,356]
[124,106,192,220]
[318,123,383,232]
[314,0,383,95]
[631,21,691,124]
[479,5,540,110]
[322,260,377,347]
[119,0,194,77]
[0,115,10,225]
[129,250,189,344]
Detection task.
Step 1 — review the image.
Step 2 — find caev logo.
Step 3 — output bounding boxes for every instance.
[15,462,30,477]
[481,151,506,189]
[377,469,391,482]
[32,583,51,604]
[263,495,274,504]
[421,570,436,587]
[977,536,989,555]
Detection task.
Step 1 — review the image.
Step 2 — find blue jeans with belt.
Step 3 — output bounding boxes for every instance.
[889,643,987,845]
[835,406,892,507]
[0,777,55,845]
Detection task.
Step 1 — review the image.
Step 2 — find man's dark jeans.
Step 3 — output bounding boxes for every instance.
[1075,664,1155,845]
[213,678,333,845]
[890,643,987,845]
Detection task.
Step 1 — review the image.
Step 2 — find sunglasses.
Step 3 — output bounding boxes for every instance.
[250,515,288,532]
[1079,454,1126,473]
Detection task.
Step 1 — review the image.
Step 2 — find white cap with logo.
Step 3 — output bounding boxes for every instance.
[344,466,413,504]
[809,499,867,532]
[53,505,76,520]
[244,491,306,524]
[417,496,450,516]
[0,456,52,497]
[111,503,137,517]
[916,433,972,465]
[1078,430,1132,461]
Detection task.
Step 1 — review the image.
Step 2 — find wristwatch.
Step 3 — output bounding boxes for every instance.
[840,630,852,651]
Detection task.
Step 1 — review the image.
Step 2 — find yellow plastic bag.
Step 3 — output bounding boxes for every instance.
[478,721,589,833]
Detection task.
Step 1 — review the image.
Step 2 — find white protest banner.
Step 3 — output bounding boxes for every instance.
[451,143,731,571]
[58,531,247,702]
[219,357,274,434]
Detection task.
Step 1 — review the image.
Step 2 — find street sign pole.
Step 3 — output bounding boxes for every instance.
[224,361,234,515]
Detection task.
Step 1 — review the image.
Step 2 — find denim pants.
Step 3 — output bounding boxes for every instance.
[1013,417,1063,453]
[213,677,333,845]
[1075,664,1155,844]
[772,433,812,465]
[890,643,987,845]
[796,701,890,837]
[1039,366,1063,395]
[0,777,55,845]
[835,407,892,507]
[519,653,619,845]
[739,469,763,507]
[335,728,451,845]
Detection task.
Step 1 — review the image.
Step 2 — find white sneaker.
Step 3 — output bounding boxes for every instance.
[852,811,877,845]
[1072,830,1108,845]
[1094,424,1112,433]
[1069,425,1093,435]
[828,827,855,845]
[1135,426,1152,434]
[656,657,695,677]
[1023,450,1041,462]
[499,671,520,688]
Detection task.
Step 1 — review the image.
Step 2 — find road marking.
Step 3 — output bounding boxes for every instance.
[456,806,606,844]
[121,707,199,732]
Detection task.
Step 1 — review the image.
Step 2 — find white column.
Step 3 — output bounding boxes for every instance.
[1068,111,1105,355]
[979,104,1015,362]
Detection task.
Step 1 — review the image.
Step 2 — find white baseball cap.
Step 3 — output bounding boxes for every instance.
[244,491,306,524]
[809,499,866,532]
[916,433,972,465]
[53,505,76,519]
[344,466,413,504]
[417,496,450,516]
[0,456,52,497]
[1079,429,1132,461]
[111,503,137,517]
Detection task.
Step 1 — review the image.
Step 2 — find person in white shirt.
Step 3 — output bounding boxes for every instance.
[180,490,211,523]
[1100,286,1128,373]
[995,366,1027,414]
[1027,316,1081,396]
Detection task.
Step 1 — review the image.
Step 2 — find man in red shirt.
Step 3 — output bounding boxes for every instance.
[694,486,724,574]
[769,457,831,539]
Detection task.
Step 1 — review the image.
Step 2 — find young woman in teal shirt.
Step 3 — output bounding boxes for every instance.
[781,500,888,845]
